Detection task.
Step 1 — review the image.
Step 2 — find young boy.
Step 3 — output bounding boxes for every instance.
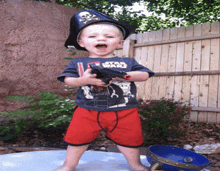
[56,10,154,171]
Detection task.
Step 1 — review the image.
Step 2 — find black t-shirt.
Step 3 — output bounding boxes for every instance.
[57,57,154,111]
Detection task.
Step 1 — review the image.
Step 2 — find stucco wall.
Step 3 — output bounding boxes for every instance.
[0,0,88,111]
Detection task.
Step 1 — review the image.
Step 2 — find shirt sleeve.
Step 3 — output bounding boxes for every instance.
[57,60,79,83]
[131,58,155,78]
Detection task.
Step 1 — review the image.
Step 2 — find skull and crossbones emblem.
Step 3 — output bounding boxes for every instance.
[78,11,99,24]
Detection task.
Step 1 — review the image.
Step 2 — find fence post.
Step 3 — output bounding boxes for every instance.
[123,39,135,58]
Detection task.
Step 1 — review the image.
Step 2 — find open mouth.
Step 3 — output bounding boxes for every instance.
[95,44,107,49]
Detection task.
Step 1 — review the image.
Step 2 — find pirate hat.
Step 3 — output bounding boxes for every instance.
[65,10,134,51]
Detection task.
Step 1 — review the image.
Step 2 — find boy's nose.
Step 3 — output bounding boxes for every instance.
[97,35,106,40]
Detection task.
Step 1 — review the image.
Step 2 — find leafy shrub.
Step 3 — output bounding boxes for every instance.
[0,47,77,141]
[138,98,191,145]
[0,92,76,141]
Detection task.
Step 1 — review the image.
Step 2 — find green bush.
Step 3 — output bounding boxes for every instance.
[0,92,76,141]
[0,48,76,141]
[138,98,191,145]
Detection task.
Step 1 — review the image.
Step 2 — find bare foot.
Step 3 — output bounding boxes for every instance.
[130,165,149,171]
[54,167,65,171]
[53,166,75,171]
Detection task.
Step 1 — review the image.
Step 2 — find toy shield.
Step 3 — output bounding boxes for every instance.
[146,145,210,171]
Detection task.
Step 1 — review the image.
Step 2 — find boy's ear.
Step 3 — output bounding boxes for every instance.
[77,39,85,48]
[117,40,124,48]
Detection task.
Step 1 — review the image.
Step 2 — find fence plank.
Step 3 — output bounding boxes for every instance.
[154,30,163,72]
[207,22,220,123]
[198,79,209,123]
[217,113,220,123]
[150,31,159,99]
[191,40,201,111]
[144,32,155,100]
[211,22,220,123]
[123,39,135,58]
[181,26,193,104]
[174,27,185,101]
[217,34,220,122]
[190,24,202,122]
[134,33,143,63]
[158,29,170,99]
[202,23,211,36]
[208,40,219,108]
[198,23,211,122]
[199,38,210,108]
[160,29,170,72]
[211,21,220,35]
[138,33,151,100]
[166,28,177,99]
[152,30,162,99]
[141,32,150,100]
[135,33,144,99]
[143,32,152,100]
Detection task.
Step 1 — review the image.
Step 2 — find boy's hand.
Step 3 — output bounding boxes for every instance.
[64,69,113,88]
[83,69,111,87]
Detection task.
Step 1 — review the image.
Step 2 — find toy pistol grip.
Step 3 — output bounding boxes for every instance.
[103,78,112,84]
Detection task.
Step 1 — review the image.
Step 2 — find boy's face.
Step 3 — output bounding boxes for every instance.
[78,24,124,58]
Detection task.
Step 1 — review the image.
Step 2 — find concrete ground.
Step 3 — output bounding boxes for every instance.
[0,146,150,171]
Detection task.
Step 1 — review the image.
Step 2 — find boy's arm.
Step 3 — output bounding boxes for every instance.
[113,71,149,82]
[64,69,109,88]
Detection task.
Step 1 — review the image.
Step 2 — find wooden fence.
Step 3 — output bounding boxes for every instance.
[114,21,220,124]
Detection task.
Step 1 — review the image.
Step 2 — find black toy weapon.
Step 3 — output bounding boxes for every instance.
[90,64,131,84]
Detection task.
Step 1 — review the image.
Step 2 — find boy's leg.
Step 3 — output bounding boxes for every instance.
[54,144,89,171]
[117,145,149,171]
[54,107,101,171]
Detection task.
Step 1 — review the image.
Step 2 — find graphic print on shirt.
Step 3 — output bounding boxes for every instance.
[102,61,127,68]
[78,61,135,108]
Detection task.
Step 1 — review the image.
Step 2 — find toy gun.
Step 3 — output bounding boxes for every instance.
[90,64,131,84]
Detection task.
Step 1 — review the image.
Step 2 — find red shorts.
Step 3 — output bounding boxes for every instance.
[64,106,143,148]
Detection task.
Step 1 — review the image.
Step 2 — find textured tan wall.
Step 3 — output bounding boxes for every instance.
[0,0,88,111]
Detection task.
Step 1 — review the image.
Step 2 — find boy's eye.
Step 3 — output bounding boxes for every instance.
[106,36,114,38]
[89,36,95,38]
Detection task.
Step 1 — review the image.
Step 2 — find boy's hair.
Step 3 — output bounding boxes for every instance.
[77,22,124,42]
